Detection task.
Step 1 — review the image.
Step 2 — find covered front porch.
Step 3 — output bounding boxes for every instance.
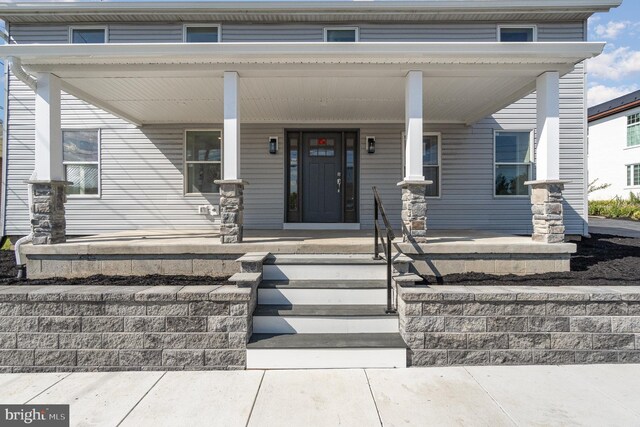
[21,228,575,279]
[0,40,603,250]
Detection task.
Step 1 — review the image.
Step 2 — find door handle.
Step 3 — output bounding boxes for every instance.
[337,178,342,193]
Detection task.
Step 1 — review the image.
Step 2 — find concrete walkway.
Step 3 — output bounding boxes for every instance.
[589,217,640,238]
[1,365,639,426]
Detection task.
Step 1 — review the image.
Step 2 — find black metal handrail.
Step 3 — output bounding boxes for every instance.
[372,186,396,314]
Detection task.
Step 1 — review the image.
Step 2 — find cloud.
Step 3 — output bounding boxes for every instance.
[587,83,639,107]
[594,21,630,39]
[588,46,640,80]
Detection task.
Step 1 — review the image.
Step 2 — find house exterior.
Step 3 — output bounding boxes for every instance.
[0,0,619,247]
[588,90,640,200]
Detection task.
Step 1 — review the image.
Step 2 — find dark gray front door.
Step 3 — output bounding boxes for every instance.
[302,132,343,223]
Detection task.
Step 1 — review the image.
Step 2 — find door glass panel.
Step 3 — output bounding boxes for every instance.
[289,137,299,211]
[309,138,335,157]
[345,135,356,213]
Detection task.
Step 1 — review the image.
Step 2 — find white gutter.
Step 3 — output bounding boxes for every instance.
[0,0,623,14]
[7,56,35,91]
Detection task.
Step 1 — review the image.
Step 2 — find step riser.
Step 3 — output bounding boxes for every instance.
[253,316,398,334]
[263,265,386,281]
[258,288,388,305]
[247,348,407,369]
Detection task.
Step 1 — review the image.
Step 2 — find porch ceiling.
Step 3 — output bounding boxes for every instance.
[1,42,604,126]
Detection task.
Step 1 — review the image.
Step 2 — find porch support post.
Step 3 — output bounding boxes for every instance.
[525,71,568,244]
[215,71,245,244]
[31,73,68,245]
[399,70,430,244]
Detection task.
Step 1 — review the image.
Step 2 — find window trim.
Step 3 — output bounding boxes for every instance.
[497,24,538,42]
[62,128,101,199]
[184,128,223,196]
[493,129,534,198]
[182,23,222,43]
[401,131,442,199]
[323,26,359,42]
[626,113,640,148]
[69,25,108,44]
[626,163,640,188]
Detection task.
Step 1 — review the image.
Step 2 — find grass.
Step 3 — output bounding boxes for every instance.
[589,193,640,221]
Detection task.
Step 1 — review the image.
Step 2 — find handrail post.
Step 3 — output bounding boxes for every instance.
[373,195,381,260]
[385,231,395,314]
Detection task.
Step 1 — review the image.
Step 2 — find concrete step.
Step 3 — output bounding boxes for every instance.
[252,304,398,334]
[262,254,388,281]
[258,280,388,305]
[247,333,407,369]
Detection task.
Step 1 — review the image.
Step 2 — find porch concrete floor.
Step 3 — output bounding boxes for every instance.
[1,364,638,426]
[22,229,575,255]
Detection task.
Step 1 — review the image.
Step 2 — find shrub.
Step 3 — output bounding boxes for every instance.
[589,192,640,220]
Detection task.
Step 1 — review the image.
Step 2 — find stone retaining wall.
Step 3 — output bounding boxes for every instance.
[399,286,640,366]
[0,285,257,372]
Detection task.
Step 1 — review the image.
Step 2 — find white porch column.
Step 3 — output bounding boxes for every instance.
[525,71,568,244]
[398,70,431,243]
[31,73,68,245]
[216,71,246,244]
[35,73,63,182]
[404,70,424,181]
[535,71,560,181]
[223,71,240,180]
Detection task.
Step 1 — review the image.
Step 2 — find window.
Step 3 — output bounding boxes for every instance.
[401,133,441,198]
[423,134,441,197]
[185,130,222,194]
[628,164,640,187]
[63,130,100,196]
[627,113,640,147]
[70,27,107,44]
[324,27,358,42]
[494,131,532,196]
[183,25,220,43]
[498,26,536,42]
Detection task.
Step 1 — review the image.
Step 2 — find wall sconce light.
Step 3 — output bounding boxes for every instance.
[367,136,376,154]
[269,136,278,154]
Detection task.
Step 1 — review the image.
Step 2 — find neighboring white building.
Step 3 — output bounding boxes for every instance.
[588,91,640,200]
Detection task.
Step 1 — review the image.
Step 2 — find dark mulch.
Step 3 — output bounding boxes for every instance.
[0,252,228,286]
[432,234,640,286]
[0,234,638,286]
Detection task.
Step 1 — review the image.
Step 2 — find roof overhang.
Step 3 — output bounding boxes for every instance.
[0,42,604,126]
[0,0,622,23]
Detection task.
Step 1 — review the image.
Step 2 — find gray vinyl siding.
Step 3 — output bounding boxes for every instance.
[3,19,588,235]
[9,21,585,44]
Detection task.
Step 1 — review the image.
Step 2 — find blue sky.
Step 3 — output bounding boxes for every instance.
[588,0,640,106]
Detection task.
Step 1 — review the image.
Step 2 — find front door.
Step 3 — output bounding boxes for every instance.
[302,132,343,223]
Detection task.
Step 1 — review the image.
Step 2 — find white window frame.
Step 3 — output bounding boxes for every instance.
[69,25,109,44]
[626,113,640,148]
[626,163,640,188]
[401,132,442,199]
[323,26,359,42]
[493,129,534,198]
[182,24,222,43]
[184,128,223,196]
[62,128,101,199]
[497,24,538,42]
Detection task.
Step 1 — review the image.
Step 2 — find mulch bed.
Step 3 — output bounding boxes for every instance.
[432,234,640,286]
[0,234,637,286]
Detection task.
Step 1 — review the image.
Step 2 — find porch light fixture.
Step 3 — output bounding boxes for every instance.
[367,136,376,154]
[269,136,278,154]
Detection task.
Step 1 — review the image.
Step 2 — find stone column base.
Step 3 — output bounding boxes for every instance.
[215,179,246,244]
[397,180,433,244]
[525,180,569,244]
[28,180,69,245]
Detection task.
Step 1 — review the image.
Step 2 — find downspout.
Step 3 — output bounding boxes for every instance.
[8,57,37,278]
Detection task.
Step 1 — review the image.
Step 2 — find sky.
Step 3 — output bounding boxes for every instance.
[0,1,638,113]
[588,0,640,107]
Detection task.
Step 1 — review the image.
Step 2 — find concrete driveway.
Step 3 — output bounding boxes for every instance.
[589,217,640,238]
[1,364,639,426]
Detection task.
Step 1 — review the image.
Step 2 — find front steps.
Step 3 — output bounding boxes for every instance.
[246,254,407,369]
